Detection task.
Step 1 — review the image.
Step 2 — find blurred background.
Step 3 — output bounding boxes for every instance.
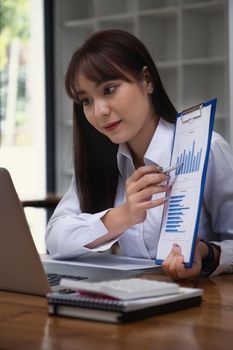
[0,0,232,253]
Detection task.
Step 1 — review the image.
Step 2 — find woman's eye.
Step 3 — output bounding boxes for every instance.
[104,86,116,95]
[81,98,92,106]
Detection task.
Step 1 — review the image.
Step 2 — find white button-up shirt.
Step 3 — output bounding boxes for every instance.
[45,119,233,275]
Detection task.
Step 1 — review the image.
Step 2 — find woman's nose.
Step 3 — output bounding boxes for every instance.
[94,99,110,119]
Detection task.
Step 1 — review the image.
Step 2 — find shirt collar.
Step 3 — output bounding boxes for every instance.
[117,143,133,176]
[144,118,175,169]
[117,118,175,175]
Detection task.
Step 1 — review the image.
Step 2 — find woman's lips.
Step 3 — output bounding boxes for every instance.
[104,120,121,132]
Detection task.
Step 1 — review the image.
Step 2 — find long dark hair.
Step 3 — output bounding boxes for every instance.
[65,29,177,213]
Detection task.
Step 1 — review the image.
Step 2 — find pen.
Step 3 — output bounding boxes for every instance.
[160,162,183,174]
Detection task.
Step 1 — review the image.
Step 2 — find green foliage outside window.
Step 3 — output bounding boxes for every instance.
[0,0,30,131]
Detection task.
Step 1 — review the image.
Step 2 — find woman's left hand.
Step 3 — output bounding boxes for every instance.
[162,243,202,281]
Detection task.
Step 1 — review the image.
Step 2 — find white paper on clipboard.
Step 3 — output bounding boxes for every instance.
[156,99,217,268]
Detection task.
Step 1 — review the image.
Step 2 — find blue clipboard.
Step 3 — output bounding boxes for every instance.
[155,98,217,268]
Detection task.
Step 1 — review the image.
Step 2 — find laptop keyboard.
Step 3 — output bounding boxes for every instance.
[47,273,87,287]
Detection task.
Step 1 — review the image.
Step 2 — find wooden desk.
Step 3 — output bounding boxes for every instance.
[0,274,232,350]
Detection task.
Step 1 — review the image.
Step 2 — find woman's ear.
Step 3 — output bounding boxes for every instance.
[142,66,154,94]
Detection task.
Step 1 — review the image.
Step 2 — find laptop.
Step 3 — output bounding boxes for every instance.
[0,168,155,296]
[0,167,87,295]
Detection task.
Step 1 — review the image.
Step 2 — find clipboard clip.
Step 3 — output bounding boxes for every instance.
[181,103,203,123]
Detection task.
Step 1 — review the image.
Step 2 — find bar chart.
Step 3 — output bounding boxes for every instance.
[165,195,190,233]
[175,141,202,175]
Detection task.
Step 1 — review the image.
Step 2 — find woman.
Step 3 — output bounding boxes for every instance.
[46,29,233,281]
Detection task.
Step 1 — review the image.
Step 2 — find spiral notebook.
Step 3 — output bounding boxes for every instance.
[47,287,202,324]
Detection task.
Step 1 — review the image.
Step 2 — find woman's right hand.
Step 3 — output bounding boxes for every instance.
[99,165,169,243]
[122,165,170,226]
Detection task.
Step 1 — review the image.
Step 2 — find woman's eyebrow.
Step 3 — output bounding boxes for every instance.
[77,80,114,97]
[76,90,86,97]
[76,82,102,97]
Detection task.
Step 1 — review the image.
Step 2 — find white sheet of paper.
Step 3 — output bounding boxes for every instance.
[156,103,213,266]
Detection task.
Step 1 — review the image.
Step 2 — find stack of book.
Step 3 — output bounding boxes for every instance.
[47,278,203,324]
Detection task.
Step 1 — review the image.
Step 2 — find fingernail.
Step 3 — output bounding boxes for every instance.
[173,243,180,249]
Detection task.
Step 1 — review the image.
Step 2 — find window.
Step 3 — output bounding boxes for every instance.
[0,0,46,252]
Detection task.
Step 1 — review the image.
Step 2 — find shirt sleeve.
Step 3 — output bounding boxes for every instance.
[203,133,233,275]
[45,176,118,259]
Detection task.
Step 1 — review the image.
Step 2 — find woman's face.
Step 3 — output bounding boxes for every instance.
[76,71,158,147]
